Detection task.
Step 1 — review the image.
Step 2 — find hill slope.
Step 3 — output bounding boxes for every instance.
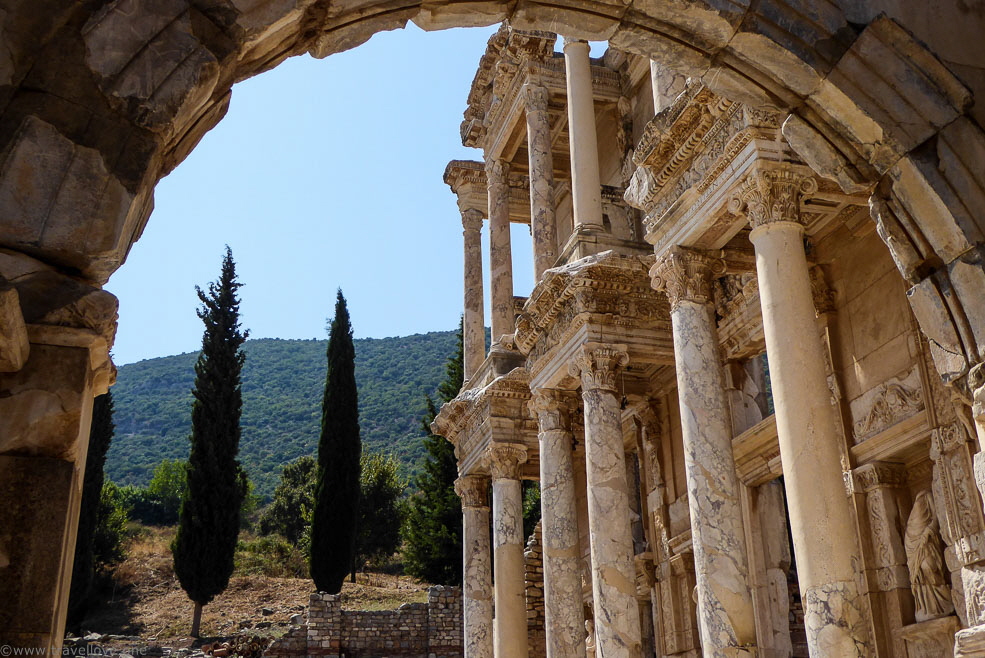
[106,331,459,500]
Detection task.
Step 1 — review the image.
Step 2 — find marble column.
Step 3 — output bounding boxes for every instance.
[562,38,603,233]
[529,389,586,658]
[732,167,871,656]
[523,83,558,280]
[456,475,493,658]
[571,344,643,658]
[461,207,486,381]
[489,443,529,658]
[486,159,514,344]
[651,246,758,655]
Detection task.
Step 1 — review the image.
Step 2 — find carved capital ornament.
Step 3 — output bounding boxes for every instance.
[455,475,490,509]
[728,168,818,229]
[522,83,550,114]
[529,388,577,433]
[488,443,528,480]
[570,343,629,393]
[484,158,509,186]
[461,207,484,234]
[650,246,726,310]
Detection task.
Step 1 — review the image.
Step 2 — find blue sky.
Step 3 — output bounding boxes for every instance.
[108,25,605,365]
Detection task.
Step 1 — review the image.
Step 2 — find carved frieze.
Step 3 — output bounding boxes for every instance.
[851,369,925,442]
[930,422,985,567]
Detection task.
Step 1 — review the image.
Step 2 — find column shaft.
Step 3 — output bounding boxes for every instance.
[574,344,643,658]
[523,84,558,280]
[462,208,486,380]
[489,444,528,658]
[651,247,758,654]
[486,159,514,344]
[562,39,603,232]
[736,168,869,656]
[530,391,586,658]
[457,476,493,658]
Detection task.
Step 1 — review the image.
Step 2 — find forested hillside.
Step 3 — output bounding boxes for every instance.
[106,331,459,500]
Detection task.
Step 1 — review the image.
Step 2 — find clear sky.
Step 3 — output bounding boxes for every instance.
[108,25,600,366]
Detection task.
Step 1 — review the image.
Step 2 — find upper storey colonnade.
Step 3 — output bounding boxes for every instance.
[435,22,985,658]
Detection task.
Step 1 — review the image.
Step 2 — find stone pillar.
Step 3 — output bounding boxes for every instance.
[489,443,529,658]
[486,159,514,344]
[650,246,758,655]
[456,475,493,658]
[562,38,603,233]
[732,167,870,656]
[0,326,113,651]
[462,207,486,381]
[529,390,586,658]
[523,83,558,280]
[571,344,643,658]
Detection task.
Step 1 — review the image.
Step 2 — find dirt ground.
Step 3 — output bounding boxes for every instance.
[73,526,431,647]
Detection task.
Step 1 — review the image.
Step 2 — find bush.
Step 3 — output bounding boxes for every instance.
[234,534,308,578]
[93,481,130,566]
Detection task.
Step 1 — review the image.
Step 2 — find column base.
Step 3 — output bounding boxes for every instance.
[955,622,985,657]
[900,616,959,657]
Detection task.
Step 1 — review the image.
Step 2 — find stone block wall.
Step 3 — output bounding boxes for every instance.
[265,586,462,658]
[525,522,546,658]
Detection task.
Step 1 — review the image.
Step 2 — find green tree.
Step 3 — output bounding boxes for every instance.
[258,456,317,545]
[310,290,361,593]
[67,391,115,630]
[146,459,187,524]
[172,246,249,637]
[355,452,405,574]
[402,320,464,584]
[93,481,129,566]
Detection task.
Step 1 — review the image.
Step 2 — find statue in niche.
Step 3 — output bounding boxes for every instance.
[905,489,955,621]
[585,618,596,658]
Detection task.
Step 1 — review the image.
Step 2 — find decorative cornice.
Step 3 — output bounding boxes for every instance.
[455,475,489,509]
[728,168,818,229]
[649,246,726,310]
[461,208,484,233]
[570,343,629,393]
[488,442,528,480]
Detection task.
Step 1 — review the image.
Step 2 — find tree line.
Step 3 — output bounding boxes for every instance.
[69,248,471,635]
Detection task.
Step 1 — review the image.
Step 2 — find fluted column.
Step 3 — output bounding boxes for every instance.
[562,38,603,232]
[731,168,870,656]
[523,83,558,280]
[461,208,486,380]
[651,247,758,656]
[489,443,528,658]
[529,390,586,658]
[486,159,514,344]
[456,475,493,658]
[571,344,642,658]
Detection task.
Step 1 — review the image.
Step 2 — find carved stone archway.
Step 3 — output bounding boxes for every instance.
[2,0,985,649]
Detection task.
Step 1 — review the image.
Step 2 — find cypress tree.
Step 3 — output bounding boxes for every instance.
[402,320,464,584]
[310,289,361,593]
[172,246,249,637]
[67,391,115,630]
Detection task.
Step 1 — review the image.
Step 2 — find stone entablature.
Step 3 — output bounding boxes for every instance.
[515,251,673,389]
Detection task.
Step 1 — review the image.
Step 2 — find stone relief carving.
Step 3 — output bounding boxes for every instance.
[851,369,925,442]
[729,168,818,228]
[905,489,955,622]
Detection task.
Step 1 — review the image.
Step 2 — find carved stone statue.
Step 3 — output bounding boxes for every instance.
[905,489,955,621]
[585,618,596,658]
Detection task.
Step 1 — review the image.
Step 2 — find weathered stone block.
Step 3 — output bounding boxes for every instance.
[511,0,625,41]
[781,112,874,193]
[308,6,416,58]
[948,246,985,361]
[412,1,508,31]
[0,282,28,372]
[906,274,968,382]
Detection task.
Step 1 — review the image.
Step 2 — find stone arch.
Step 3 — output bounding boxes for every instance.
[1,0,983,387]
[2,0,985,648]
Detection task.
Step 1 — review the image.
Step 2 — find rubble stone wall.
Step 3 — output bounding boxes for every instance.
[265,586,462,658]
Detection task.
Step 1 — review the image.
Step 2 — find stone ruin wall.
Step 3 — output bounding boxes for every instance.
[265,586,461,658]
[524,522,546,658]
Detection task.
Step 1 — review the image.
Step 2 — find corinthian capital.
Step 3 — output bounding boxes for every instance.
[488,443,528,480]
[570,343,629,393]
[529,388,578,433]
[522,83,550,113]
[485,158,509,186]
[728,168,818,229]
[650,246,726,309]
[461,207,484,234]
[455,474,490,509]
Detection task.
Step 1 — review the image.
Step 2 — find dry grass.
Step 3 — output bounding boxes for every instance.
[77,524,431,642]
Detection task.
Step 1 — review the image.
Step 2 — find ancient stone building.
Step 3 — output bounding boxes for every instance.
[1,3,985,658]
